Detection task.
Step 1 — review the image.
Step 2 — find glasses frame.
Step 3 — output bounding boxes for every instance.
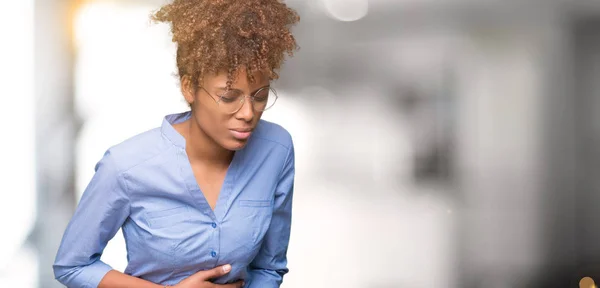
[198,86,278,114]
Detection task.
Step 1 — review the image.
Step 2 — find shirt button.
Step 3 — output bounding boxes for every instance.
[210,251,217,258]
[211,222,217,228]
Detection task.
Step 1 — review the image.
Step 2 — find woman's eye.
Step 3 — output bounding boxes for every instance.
[220,97,237,103]
[220,92,241,103]
[253,91,269,102]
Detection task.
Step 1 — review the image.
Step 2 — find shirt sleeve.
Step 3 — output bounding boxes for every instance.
[53,150,130,288]
[247,143,295,288]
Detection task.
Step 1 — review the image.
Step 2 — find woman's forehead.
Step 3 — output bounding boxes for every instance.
[204,68,270,87]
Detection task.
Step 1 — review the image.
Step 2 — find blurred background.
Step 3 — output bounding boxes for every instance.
[2,0,600,287]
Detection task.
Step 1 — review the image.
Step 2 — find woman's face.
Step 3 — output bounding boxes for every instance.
[185,69,269,151]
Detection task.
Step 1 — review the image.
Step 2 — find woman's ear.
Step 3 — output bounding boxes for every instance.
[180,75,195,106]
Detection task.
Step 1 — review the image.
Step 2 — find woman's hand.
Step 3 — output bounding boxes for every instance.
[173,264,244,288]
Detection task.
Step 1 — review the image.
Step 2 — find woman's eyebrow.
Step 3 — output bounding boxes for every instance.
[214,86,230,91]
[215,85,270,94]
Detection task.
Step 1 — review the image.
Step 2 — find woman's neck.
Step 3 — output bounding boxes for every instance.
[175,118,233,168]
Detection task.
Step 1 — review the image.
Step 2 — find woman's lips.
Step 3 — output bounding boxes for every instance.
[230,129,252,140]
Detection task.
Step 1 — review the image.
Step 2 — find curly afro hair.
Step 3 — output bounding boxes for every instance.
[151,0,300,90]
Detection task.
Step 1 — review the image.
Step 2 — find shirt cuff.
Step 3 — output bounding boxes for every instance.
[84,260,113,288]
[246,269,282,288]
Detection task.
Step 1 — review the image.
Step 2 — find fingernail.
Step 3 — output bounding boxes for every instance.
[223,264,231,272]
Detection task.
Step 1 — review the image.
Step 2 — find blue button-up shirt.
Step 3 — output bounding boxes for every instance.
[53,111,295,288]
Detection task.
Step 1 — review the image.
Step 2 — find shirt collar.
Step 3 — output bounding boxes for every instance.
[161,110,191,149]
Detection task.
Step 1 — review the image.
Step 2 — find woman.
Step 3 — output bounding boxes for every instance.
[53,0,299,287]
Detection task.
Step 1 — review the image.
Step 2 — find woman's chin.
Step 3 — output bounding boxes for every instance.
[223,138,249,151]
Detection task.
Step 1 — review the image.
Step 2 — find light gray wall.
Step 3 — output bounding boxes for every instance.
[33,0,78,287]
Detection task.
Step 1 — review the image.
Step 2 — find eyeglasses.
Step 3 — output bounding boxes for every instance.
[199,86,278,114]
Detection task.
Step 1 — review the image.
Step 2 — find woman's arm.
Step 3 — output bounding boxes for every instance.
[98,265,243,288]
[99,270,163,288]
[53,150,131,287]
[246,143,295,288]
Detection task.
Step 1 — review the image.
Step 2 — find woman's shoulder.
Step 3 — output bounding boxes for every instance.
[100,127,169,173]
[254,119,293,150]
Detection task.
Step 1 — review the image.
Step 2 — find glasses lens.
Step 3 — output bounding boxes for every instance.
[218,87,278,113]
[219,90,244,113]
[253,87,277,111]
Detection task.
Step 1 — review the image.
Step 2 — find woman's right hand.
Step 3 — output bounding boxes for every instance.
[174,264,244,288]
